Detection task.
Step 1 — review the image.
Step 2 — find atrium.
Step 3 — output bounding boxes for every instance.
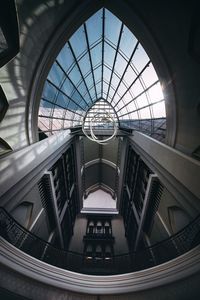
[0,0,200,299]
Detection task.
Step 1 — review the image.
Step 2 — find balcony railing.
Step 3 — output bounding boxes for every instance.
[0,207,200,275]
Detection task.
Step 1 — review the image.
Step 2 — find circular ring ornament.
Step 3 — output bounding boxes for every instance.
[82,111,117,145]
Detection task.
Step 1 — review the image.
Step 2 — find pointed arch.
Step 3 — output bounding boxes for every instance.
[30,1,175,144]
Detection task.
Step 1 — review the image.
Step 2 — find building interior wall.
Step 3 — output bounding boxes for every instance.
[0,0,200,299]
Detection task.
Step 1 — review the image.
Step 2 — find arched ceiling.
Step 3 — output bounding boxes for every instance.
[38,8,166,140]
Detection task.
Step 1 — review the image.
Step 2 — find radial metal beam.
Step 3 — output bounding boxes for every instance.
[101,8,105,98]
[68,41,93,104]
[119,98,165,118]
[56,59,90,108]
[113,60,150,108]
[116,80,159,113]
[106,23,124,102]
[84,23,98,100]
[38,115,82,122]
[41,97,84,117]
[110,41,139,105]
[47,79,86,111]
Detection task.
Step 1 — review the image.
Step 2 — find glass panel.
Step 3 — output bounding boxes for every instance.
[120,115,130,123]
[57,44,75,72]
[131,44,149,73]
[53,108,65,119]
[38,117,50,130]
[56,92,69,107]
[104,43,115,67]
[116,82,127,98]
[108,86,115,98]
[40,98,52,109]
[80,100,89,110]
[84,92,92,105]
[148,82,164,103]
[110,72,120,89]
[77,81,87,97]
[79,53,91,76]
[91,43,102,67]
[73,113,81,121]
[73,120,82,126]
[61,78,74,96]
[67,100,79,111]
[119,25,137,58]
[39,100,53,117]
[129,111,139,120]
[117,105,128,116]
[96,82,101,96]
[69,25,87,57]
[106,90,114,100]
[103,81,109,97]
[63,120,72,128]
[123,65,136,86]
[85,73,93,89]
[126,100,138,113]
[141,63,158,87]
[64,110,74,119]
[114,53,127,76]
[112,93,120,104]
[103,66,111,83]
[139,107,151,119]
[152,101,166,118]
[86,9,103,46]
[120,91,133,105]
[94,66,102,83]
[51,119,63,131]
[47,63,65,87]
[105,9,122,45]
[89,86,96,100]
[42,81,57,101]
[136,93,149,109]
[116,99,126,110]
[72,90,84,105]
[130,80,144,97]
[68,64,82,86]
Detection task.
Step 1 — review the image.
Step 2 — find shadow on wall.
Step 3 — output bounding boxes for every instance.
[0,0,73,150]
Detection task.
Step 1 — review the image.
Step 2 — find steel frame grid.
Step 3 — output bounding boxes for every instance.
[38,8,166,140]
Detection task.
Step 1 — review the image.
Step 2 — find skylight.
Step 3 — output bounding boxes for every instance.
[38,8,166,141]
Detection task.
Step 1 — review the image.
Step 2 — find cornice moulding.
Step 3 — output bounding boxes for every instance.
[0,238,200,294]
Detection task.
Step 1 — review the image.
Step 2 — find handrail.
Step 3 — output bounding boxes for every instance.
[0,207,200,275]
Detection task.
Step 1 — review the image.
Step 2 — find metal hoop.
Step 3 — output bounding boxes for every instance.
[82,111,117,145]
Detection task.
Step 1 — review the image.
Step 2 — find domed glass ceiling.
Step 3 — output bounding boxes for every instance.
[38,8,166,141]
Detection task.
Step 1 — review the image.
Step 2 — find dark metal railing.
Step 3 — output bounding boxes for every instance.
[0,207,200,275]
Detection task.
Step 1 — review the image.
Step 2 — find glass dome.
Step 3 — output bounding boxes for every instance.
[38,8,166,141]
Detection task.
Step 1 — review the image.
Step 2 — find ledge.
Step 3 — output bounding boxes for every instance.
[130,132,200,200]
[0,238,200,295]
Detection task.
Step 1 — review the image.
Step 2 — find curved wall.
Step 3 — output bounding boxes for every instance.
[0,238,200,299]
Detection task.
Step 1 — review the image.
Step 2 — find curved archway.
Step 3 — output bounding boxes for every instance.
[29,0,175,145]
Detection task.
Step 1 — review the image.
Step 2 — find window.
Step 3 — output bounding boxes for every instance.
[38,8,166,141]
